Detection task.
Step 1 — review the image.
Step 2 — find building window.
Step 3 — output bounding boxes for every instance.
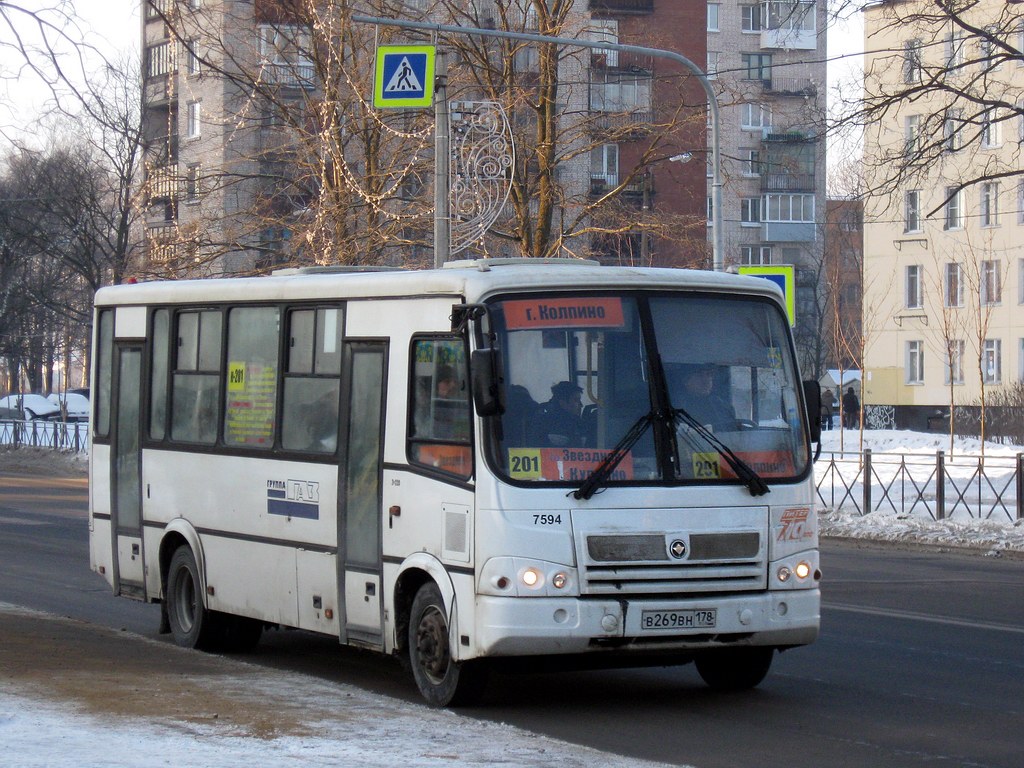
[981,182,1000,226]
[981,108,1003,148]
[903,39,922,83]
[707,3,720,31]
[590,144,619,189]
[741,53,773,83]
[740,245,773,265]
[943,110,962,152]
[906,340,924,384]
[764,193,814,222]
[983,338,1002,384]
[185,163,201,202]
[944,187,962,230]
[741,102,771,130]
[906,264,923,309]
[742,148,761,175]
[741,4,763,32]
[1018,181,1024,225]
[945,262,963,307]
[741,197,762,225]
[904,190,922,233]
[186,100,201,138]
[590,19,619,67]
[707,51,719,79]
[979,26,1002,72]
[981,260,1002,304]
[904,114,921,156]
[185,38,200,75]
[590,73,652,113]
[945,28,965,68]
[765,1,815,32]
[945,339,965,385]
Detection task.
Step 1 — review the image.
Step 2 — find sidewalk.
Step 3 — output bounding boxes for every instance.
[0,603,677,768]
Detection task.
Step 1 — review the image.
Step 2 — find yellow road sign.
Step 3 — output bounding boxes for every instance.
[373,45,435,109]
[738,265,796,326]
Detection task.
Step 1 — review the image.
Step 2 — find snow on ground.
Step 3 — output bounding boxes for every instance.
[817,428,1024,555]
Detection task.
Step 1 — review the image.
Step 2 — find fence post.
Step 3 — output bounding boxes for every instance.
[1017,453,1024,522]
[862,448,872,515]
[936,451,945,521]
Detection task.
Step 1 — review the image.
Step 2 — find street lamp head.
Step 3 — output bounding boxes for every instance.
[669,152,693,164]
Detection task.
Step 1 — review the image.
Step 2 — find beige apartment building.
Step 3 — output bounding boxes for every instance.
[861,0,1024,429]
[706,0,828,373]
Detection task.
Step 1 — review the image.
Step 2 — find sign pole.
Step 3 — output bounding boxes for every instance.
[434,50,450,268]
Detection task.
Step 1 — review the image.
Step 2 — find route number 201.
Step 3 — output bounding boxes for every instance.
[533,514,562,525]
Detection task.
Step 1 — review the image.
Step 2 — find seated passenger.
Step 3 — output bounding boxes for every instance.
[538,380,585,447]
[676,363,736,432]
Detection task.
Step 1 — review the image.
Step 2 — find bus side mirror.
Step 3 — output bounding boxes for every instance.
[803,379,822,443]
[471,349,505,417]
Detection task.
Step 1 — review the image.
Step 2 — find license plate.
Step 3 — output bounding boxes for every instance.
[640,609,717,630]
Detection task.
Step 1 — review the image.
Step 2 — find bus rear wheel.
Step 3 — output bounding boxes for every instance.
[408,582,487,707]
[695,647,774,691]
[166,546,221,651]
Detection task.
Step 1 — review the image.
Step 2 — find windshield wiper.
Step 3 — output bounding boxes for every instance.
[572,411,655,501]
[672,407,770,497]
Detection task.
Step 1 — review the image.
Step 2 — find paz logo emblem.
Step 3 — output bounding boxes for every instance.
[669,539,687,559]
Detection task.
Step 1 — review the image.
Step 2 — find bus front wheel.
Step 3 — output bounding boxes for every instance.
[166,546,220,651]
[408,582,487,707]
[695,647,774,691]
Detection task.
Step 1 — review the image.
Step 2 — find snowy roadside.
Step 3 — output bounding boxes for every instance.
[0,603,678,768]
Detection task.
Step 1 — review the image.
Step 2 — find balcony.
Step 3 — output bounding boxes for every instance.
[588,0,654,13]
[764,76,817,97]
[260,62,316,89]
[147,165,179,201]
[760,172,815,192]
[590,51,654,73]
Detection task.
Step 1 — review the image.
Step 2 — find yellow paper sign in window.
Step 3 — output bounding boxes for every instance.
[227,362,246,391]
[692,452,721,479]
[508,448,542,480]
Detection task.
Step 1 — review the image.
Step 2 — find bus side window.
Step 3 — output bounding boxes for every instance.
[281,307,343,454]
[170,310,222,444]
[408,337,471,479]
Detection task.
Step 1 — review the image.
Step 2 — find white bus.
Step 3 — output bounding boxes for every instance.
[89,259,821,706]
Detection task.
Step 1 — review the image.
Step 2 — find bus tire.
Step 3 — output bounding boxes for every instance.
[695,647,773,692]
[166,545,221,651]
[408,582,487,707]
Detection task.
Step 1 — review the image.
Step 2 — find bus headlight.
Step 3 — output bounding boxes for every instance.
[772,553,819,590]
[479,558,579,597]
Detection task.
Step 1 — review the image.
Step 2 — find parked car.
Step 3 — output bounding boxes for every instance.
[47,392,91,421]
[0,394,61,421]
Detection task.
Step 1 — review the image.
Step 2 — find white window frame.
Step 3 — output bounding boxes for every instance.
[186,100,201,138]
[981,109,1003,149]
[590,143,619,187]
[742,149,761,176]
[945,339,965,385]
[707,3,720,31]
[906,340,925,384]
[903,39,922,84]
[764,193,814,223]
[740,245,773,265]
[945,262,963,307]
[944,187,962,230]
[904,114,921,156]
[945,27,965,68]
[590,19,619,67]
[741,102,771,130]
[906,264,923,309]
[904,190,922,233]
[741,197,762,225]
[944,110,962,152]
[741,4,763,32]
[981,182,1000,227]
[981,260,1002,305]
[983,338,1002,384]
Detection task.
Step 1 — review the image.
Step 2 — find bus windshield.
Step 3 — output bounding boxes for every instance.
[486,291,810,487]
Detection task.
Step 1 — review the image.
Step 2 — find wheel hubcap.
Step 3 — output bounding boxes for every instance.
[173,566,196,633]
[415,605,450,683]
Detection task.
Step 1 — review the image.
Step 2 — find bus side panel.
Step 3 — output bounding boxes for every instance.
[89,443,114,588]
[143,451,339,631]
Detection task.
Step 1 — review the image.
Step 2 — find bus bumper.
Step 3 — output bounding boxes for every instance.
[472,589,819,657]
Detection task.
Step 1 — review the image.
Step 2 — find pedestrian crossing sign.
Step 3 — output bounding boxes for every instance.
[738,264,796,326]
[373,45,435,109]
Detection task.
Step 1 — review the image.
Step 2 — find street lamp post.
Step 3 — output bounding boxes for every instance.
[353,14,726,272]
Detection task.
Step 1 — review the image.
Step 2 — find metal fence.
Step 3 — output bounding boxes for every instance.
[815,449,1024,522]
[0,419,89,454]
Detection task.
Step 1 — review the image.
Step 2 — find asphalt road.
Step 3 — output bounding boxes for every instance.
[1,469,1022,768]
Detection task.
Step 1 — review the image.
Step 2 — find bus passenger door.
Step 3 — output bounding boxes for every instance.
[111,344,145,597]
[339,342,387,647]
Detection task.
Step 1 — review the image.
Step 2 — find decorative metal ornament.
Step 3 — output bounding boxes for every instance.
[449,100,514,255]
